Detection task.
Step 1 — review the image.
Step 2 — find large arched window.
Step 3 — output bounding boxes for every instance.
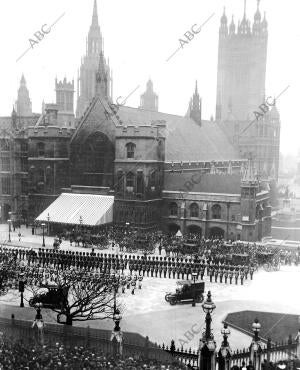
[37,142,45,157]
[211,204,221,219]
[126,172,135,189]
[169,202,178,216]
[190,203,199,218]
[126,143,136,159]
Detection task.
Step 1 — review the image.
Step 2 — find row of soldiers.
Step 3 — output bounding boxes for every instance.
[0,247,255,285]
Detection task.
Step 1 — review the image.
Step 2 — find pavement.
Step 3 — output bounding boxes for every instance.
[0,223,300,351]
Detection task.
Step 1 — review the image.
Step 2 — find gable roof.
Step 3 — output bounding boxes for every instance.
[72,95,241,162]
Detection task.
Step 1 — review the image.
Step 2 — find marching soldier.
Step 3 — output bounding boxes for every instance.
[219,269,224,284]
[235,269,239,285]
[209,268,214,283]
[224,269,228,284]
[214,268,219,283]
[240,270,244,285]
[250,266,254,280]
[229,271,233,284]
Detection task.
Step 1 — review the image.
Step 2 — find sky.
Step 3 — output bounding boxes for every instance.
[0,0,299,155]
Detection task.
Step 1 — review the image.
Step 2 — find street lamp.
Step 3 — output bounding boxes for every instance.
[41,223,46,247]
[7,219,11,243]
[218,323,232,370]
[111,307,123,356]
[47,213,50,236]
[192,271,197,307]
[250,318,263,370]
[18,273,26,308]
[198,291,217,370]
[202,290,216,341]
[32,303,45,346]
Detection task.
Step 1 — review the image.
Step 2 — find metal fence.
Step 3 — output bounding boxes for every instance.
[0,317,174,363]
[162,336,300,370]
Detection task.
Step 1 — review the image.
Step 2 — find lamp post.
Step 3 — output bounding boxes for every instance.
[32,303,45,346]
[198,291,217,370]
[250,318,263,370]
[18,273,25,308]
[218,323,232,370]
[192,271,197,307]
[47,213,50,236]
[111,308,123,356]
[41,223,46,247]
[7,219,11,243]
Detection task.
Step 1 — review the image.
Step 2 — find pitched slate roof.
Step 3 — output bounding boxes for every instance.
[72,93,241,162]
[115,106,241,162]
[164,172,241,194]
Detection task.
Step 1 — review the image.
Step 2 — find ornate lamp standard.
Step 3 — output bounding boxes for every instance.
[198,291,217,370]
[18,273,26,308]
[218,323,232,370]
[111,308,123,356]
[7,219,11,243]
[32,303,45,345]
[41,223,46,247]
[250,318,263,370]
[192,271,198,307]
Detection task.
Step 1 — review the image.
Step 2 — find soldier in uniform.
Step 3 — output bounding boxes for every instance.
[224,269,228,284]
[240,270,244,285]
[250,266,254,280]
[219,269,224,283]
[214,268,219,283]
[131,279,136,295]
[235,269,239,285]
[209,267,214,283]
[138,275,143,289]
[229,271,233,284]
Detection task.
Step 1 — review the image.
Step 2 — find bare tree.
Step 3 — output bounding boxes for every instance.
[26,268,119,326]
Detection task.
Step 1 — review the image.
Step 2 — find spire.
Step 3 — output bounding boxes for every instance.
[92,0,99,27]
[229,15,235,35]
[189,81,202,125]
[16,74,32,116]
[220,7,228,37]
[139,79,158,111]
[238,0,250,35]
[242,157,257,183]
[95,51,108,97]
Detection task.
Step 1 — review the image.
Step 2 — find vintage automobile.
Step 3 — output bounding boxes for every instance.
[29,285,68,309]
[165,280,205,305]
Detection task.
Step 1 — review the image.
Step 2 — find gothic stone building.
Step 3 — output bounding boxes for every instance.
[0,0,274,241]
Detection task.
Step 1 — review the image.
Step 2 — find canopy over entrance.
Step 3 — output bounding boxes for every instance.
[35,193,114,226]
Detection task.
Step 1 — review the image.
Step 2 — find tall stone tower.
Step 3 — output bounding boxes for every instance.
[55,77,75,127]
[215,1,280,182]
[16,74,32,116]
[139,80,158,111]
[76,0,112,118]
[216,1,268,121]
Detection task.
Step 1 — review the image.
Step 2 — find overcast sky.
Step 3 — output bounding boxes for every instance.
[0,0,299,155]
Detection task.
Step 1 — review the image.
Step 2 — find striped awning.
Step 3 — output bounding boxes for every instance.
[35,193,114,226]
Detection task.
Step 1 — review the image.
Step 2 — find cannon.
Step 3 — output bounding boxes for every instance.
[165,280,205,305]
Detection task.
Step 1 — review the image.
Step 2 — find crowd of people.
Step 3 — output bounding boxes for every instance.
[0,337,187,369]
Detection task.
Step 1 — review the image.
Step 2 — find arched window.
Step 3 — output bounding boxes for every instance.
[169,202,178,216]
[211,204,221,219]
[190,203,199,218]
[37,142,45,157]
[126,172,135,189]
[37,168,44,183]
[149,170,156,188]
[126,143,136,159]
